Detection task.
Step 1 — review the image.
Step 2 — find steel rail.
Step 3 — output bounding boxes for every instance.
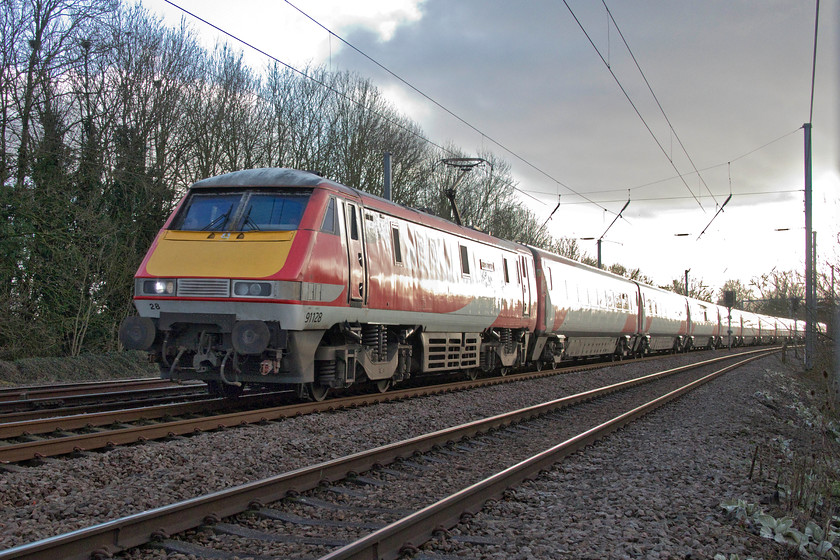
[0,348,777,560]
[318,350,775,560]
[0,391,218,425]
[0,348,769,463]
[0,385,206,416]
[0,392,289,440]
[0,378,185,402]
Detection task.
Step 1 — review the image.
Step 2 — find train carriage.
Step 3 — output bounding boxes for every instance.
[636,284,689,354]
[740,310,761,345]
[686,297,719,350]
[757,314,778,345]
[726,308,744,346]
[529,248,640,365]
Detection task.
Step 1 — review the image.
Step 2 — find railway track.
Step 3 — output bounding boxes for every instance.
[0,348,777,560]
[0,379,207,416]
[0,377,172,402]
[0,348,756,464]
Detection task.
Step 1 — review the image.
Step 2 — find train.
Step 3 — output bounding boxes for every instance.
[119,168,808,400]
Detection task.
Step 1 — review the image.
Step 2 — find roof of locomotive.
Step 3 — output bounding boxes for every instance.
[191,168,339,189]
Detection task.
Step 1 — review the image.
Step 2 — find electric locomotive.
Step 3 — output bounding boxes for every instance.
[120,168,537,399]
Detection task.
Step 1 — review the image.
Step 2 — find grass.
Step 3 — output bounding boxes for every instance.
[0,351,159,386]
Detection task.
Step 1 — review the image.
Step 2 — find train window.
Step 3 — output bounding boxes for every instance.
[460,245,470,275]
[173,189,312,232]
[503,258,510,283]
[174,193,241,231]
[392,226,403,264]
[239,192,308,231]
[348,205,359,240]
[320,197,337,233]
[548,268,553,290]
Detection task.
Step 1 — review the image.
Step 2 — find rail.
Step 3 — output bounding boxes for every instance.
[0,348,777,560]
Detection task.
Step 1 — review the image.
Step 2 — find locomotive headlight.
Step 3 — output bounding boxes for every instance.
[141,279,175,296]
[232,281,273,298]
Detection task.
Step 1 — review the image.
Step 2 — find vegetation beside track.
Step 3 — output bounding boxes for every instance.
[0,351,157,387]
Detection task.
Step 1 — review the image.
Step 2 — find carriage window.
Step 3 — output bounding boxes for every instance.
[503,258,510,283]
[460,245,470,275]
[321,197,337,233]
[548,268,553,290]
[392,226,403,264]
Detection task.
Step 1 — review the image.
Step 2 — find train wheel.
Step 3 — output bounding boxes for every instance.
[375,379,391,393]
[301,382,329,402]
[466,368,480,380]
[499,367,510,377]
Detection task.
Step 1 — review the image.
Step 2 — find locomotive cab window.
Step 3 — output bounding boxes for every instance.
[172,189,311,232]
[320,197,337,234]
[503,258,510,283]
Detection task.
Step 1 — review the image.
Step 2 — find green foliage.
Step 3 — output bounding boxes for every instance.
[720,500,840,559]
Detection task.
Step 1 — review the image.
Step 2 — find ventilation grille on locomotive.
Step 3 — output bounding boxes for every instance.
[177,278,231,297]
[421,332,479,372]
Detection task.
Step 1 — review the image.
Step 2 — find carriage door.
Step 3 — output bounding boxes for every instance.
[343,201,367,304]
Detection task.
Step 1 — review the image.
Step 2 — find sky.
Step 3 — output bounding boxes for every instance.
[140,0,839,293]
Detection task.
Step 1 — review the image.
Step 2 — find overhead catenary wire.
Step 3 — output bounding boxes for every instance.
[161,3,448,151]
[555,188,804,206]
[162,1,817,239]
[563,0,706,211]
[279,0,617,213]
[517,126,803,201]
[602,0,718,207]
[164,0,557,208]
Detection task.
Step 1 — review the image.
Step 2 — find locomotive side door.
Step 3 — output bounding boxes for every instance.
[519,255,530,316]
[343,201,367,304]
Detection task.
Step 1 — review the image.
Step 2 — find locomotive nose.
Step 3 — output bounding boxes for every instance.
[119,316,157,350]
[232,320,271,355]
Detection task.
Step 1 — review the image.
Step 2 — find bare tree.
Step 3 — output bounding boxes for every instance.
[718,279,756,311]
[750,269,806,318]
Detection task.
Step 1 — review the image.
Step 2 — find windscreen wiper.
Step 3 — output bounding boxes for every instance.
[241,206,261,231]
[201,208,232,231]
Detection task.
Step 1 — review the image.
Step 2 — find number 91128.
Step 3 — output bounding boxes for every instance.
[304,311,323,324]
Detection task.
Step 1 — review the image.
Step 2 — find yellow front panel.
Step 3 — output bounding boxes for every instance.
[147,230,295,278]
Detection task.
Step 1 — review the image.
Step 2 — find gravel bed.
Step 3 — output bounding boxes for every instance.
[418,352,839,559]
[0,349,832,560]
[125,362,736,560]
